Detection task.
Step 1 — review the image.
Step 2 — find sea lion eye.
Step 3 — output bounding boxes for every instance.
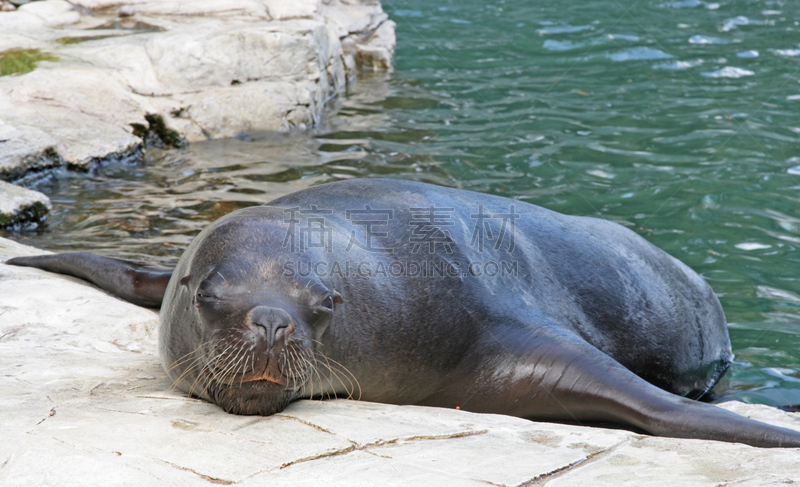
[322,295,334,310]
[195,287,218,304]
[195,292,210,306]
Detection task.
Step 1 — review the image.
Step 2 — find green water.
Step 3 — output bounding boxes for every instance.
[6,0,800,405]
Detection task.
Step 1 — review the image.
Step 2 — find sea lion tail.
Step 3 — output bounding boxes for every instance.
[5,252,172,308]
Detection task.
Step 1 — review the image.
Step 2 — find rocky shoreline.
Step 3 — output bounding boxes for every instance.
[0,0,395,226]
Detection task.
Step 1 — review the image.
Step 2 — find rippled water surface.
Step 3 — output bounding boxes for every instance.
[6,0,800,405]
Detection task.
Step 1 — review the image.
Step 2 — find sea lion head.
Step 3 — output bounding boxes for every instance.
[158,207,341,415]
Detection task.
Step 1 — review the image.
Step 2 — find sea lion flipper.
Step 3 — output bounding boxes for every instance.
[467,324,800,448]
[6,252,172,308]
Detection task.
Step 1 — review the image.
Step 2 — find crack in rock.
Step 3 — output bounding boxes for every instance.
[367,430,490,449]
[277,428,490,470]
[157,459,234,485]
[362,449,393,460]
[93,407,152,417]
[278,444,359,470]
[89,382,106,396]
[518,457,588,486]
[35,407,56,426]
[274,413,337,436]
[0,326,21,341]
[518,438,631,486]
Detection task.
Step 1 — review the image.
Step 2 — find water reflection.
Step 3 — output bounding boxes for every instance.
[3,72,447,263]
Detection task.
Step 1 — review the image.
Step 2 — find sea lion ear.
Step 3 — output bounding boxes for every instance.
[333,291,343,304]
[179,275,192,286]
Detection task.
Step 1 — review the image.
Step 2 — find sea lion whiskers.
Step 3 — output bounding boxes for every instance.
[189,363,215,399]
[161,340,215,398]
[187,338,238,398]
[288,350,306,392]
[284,350,295,390]
[195,343,243,399]
[204,342,233,377]
[214,338,249,384]
[237,347,254,381]
[239,356,250,388]
[198,341,246,397]
[311,347,361,401]
[312,339,361,400]
[171,358,208,398]
[289,351,300,391]
[298,350,317,393]
[160,342,207,381]
[309,347,339,400]
[164,339,215,373]
[306,354,328,400]
[302,359,328,400]
[208,332,250,378]
[278,343,314,389]
[178,344,220,400]
[297,350,322,400]
[293,346,324,399]
[225,340,249,382]
[188,340,237,397]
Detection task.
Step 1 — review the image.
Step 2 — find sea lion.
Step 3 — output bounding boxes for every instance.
[7,178,800,447]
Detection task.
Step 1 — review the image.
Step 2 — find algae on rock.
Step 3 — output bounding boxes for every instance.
[0,48,57,76]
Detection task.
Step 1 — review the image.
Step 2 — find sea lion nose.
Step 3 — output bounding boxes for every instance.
[248,306,293,348]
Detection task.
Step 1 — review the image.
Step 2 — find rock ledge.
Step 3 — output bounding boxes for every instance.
[0,179,51,226]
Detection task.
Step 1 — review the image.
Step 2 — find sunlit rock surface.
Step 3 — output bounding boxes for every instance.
[0,0,395,174]
[0,0,394,227]
[1,236,799,486]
